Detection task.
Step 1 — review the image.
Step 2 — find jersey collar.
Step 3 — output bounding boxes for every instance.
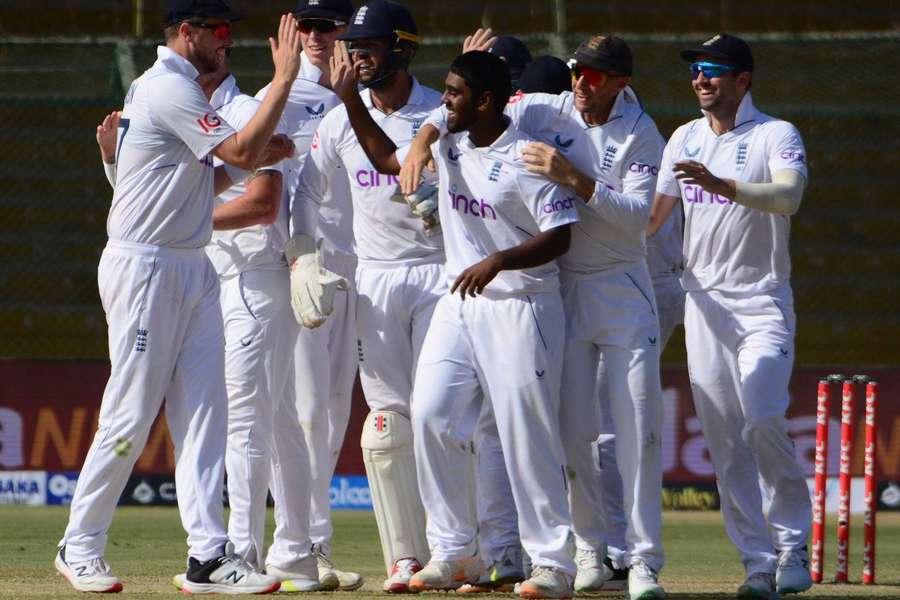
[461,117,517,153]
[574,85,640,129]
[299,52,324,83]
[361,76,426,110]
[156,45,199,80]
[209,74,241,110]
[701,91,761,133]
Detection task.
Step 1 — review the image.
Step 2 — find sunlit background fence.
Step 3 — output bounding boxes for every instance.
[0,1,898,364]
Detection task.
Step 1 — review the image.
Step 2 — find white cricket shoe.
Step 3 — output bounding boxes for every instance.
[267,555,328,593]
[312,543,362,591]
[601,556,629,591]
[180,542,280,594]
[737,572,777,600]
[55,547,123,593]
[384,557,424,593]
[776,548,812,594]
[518,566,574,599]
[573,547,612,592]
[628,559,666,600]
[409,556,483,592]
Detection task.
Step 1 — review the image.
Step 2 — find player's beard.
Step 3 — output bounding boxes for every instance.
[193,43,223,75]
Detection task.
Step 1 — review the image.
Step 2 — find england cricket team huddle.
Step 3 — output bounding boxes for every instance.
[54,0,813,599]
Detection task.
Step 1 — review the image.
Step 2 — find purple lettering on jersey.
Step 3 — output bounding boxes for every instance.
[780,150,805,163]
[683,184,733,205]
[449,190,497,220]
[628,162,659,176]
[355,170,401,188]
[542,196,575,214]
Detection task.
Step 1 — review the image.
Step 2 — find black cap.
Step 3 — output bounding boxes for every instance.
[164,0,246,26]
[573,34,633,76]
[294,0,354,23]
[680,33,754,72]
[338,0,419,44]
[488,36,532,83]
[518,55,571,95]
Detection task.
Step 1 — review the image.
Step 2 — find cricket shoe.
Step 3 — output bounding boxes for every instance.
[267,554,329,592]
[408,556,483,592]
[180,542,280,594]
[55,546,123,593]
[518,566,574,599]
[601,556,629,591]
[628,559,666,600]
[384,557,423,593]
[313,543,362,591]
[573,547,612,592]
[458,546,525,593]
[737,572,778,600]
[775,548,812,594]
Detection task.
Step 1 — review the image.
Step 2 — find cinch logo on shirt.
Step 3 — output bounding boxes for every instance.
[628,162,659,176]
[355,170,399,188]
[449,188,497,220]
[542,196,575,214]
[683,184,733,205]
[197,112,222,133]
[780,149,805,163]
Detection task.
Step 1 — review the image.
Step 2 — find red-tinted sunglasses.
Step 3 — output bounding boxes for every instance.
[189,21,232,40]
[571,64,609,87]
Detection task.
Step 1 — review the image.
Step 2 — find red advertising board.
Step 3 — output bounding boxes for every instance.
[1,360,898,485]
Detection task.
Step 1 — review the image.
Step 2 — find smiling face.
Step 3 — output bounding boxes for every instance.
[299,18,346,69]
[442,72,480,134]
[691,54,751,113]
[570,63,628,116]
[347,38,393,87]
[183,19,233,75]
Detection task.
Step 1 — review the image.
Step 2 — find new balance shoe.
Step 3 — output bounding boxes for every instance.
[601,556,629,591]
[180,542,280,594]
[384,557,424,593]
[518,566,574,599]
[573,547,612,592]
[409,556,483,592]
[312,543,363,591]
[457,546,525,594]
[628,559,666,600]
[776,548,812,594]
[55,546,123,593]
[737,572,777,600]
[267,555,327,593]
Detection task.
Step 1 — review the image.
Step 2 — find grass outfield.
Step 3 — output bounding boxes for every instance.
[1,507,898,599]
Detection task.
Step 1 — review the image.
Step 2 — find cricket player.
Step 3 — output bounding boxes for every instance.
[331,46,581,598]
[55,2,301,594]
[647,33,812,599]
[292,0,443,591]
[405,35,667,600]
[257,0,363,589]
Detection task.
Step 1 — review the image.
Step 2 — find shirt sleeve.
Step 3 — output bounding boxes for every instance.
[291,114,343,236]
[655,126,683,197]
[423,105,448,135]
[586,123,664,234]
[149,74,236,159]
[504,92,565,136]
[516,167,580,232]
[766,121,808,179]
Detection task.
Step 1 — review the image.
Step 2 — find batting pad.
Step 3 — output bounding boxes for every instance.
[361,410,430,573]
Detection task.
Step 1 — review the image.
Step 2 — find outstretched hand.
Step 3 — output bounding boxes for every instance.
[96,110,121,164]
[329,41,360,102]
[270,14,302,85]
[673,160,734,198]
[462,28,497,53]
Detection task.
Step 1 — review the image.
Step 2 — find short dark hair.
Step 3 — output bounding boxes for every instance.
[449,51,511,117]
[164,23,181,40]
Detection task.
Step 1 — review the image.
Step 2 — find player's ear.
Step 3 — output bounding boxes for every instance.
[475,90,492,114]
[737,71,752,92]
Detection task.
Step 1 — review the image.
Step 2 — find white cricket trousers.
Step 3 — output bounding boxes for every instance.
[355,261,445,416]
[61,240,228,562]
[653,273,685,350]
[558,266,665,572]
[412,291,576,575]
[219,268,312,570]
[474,406,519,565]
[684,286,811,575]
[294,252,358,552]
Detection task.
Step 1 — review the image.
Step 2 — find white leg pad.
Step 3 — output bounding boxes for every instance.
[361,410,430,573]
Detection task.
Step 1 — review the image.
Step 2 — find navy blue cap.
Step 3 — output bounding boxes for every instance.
[573,34,632,76]
[488,36,532,82]
[338,0,419,43]
[164,0,246,26]
[518,55,571,95]
[680,33,754,72]
[294,0,354,22]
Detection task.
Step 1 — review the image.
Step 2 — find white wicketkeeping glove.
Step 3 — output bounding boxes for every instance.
[284,234,348,329]
[391,173,440,233]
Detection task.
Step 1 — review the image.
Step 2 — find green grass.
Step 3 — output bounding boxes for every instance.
[1,507,898,598]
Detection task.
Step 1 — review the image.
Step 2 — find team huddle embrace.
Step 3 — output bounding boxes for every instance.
[54,1,813,599]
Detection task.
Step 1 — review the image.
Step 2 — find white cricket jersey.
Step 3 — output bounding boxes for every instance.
[425,87,664,275]
[656,92,808,295]
[257,55,353,255]
[300,78,444,266]
[107,46,236,249]
[205,75,288,278]
[429,122,580,295]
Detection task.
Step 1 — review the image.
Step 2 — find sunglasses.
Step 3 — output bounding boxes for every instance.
[188,21,232,40]
[298,18,342,34]
[690,61,738,79]
[571,64,610,87]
